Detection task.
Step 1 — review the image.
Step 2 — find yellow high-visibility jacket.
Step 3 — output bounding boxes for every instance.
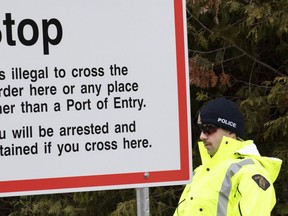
[174,136,282,216]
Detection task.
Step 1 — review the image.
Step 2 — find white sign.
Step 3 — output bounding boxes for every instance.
[0,0,191,196]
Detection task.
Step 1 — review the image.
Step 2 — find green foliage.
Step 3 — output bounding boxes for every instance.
[8,194,78,216]
[264,77,288,140]
[236,77,288,144]
[110,199,136,216]
[5,187,182,216]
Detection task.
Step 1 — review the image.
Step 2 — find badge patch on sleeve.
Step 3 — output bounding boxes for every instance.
[252,174,270,191]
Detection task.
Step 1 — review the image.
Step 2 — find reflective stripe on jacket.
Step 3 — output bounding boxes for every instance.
[174,136,282,216]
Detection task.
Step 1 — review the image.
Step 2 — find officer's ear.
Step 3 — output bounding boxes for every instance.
[197,113,202,125]
[228,131,237,139]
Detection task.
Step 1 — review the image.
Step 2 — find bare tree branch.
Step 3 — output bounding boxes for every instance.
[186,9,286,77]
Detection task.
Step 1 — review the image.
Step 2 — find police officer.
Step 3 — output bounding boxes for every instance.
[174,97,282,216]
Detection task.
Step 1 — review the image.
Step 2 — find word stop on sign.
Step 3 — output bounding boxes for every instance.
[0,13,63,55]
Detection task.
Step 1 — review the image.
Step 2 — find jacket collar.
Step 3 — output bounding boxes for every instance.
[198,136,253,165]
[198,136,282,182]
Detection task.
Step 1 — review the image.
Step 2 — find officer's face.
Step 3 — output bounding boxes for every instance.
[199,125,231,156]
